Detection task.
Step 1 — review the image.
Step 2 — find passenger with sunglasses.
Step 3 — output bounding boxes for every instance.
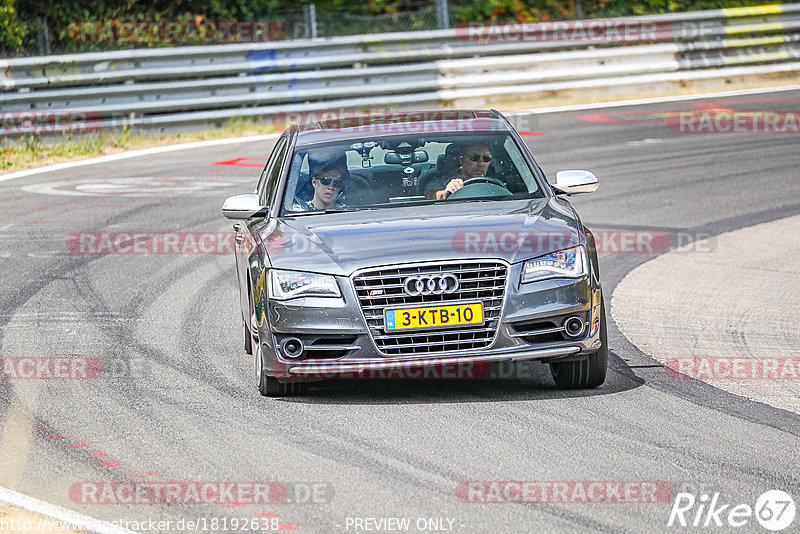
[425,142,493,200]
[293,150,350,211]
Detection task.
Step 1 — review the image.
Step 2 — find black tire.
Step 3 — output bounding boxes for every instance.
[549,299,608,389]
[256,340,306,397]
[245,278,256,355]
[258,372,306,397]
[251,306,306,397]
[244,320,253,355]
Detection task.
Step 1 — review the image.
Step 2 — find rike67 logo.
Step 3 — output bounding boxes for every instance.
[668,490,795,531]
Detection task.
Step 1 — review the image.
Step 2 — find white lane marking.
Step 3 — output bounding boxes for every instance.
[0,224,13,231]
[23,176,252,197]
[26,251,69,257]
[0,311,122,316]
[627,138,665,146]
[505,84,800,116]
[0,311,131,321]
[0,485,137,534]
[0,133,280,184]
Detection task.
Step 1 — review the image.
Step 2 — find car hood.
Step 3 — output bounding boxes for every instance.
[261,198,583,276]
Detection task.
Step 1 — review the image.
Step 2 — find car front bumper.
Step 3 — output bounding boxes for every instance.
[257,263,602,379]
[284,343,594,376]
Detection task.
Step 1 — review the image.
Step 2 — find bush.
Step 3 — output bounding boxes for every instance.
[7,0,800,56]
[0,0,30,53]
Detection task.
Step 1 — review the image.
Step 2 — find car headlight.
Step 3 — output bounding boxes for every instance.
[269,270,341,300]
[521,245,588,284]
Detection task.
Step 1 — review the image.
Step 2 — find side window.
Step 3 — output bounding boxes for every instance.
[504,136,541,196]
[257,136,289,204]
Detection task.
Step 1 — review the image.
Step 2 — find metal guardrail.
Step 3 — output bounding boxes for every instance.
[2,4,800,135]
[6,5,800,89]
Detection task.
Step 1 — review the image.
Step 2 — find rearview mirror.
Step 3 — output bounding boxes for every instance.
[222,194,268,220]
[384,150,428,165]
[553,170,599,195]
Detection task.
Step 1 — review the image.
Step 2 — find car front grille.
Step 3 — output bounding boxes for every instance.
[352,261,508,356]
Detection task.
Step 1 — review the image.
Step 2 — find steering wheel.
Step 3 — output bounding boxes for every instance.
[462,176,506,188]
[447,175,513,201]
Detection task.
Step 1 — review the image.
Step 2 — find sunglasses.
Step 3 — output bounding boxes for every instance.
[466,154,492,163]
[316,176,345,189]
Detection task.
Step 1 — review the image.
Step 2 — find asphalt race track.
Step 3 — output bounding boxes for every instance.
[1,89,799,533]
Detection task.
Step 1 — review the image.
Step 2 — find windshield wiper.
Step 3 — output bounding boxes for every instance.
[428,198,508,205]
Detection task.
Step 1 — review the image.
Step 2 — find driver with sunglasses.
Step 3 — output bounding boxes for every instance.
[293,150,350,211]
[425,142,493,200]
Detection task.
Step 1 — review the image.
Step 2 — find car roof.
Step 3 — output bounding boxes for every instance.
[291,110,513,146]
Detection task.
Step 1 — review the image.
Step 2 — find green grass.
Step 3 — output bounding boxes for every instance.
[0,117,277,173]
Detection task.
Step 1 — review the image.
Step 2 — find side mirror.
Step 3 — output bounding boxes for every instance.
[222,194,267,220]
[553,170,599,195]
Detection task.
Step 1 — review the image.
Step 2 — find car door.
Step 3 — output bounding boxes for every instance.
[234,134,290,329]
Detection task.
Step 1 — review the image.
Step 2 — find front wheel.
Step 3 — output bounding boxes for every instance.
[549,299,608,388]
[254,333,306,397]
[244,320,253,355]
[251,309,305,397]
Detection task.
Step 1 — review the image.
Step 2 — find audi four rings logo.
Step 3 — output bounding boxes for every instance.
[403,273,459,296]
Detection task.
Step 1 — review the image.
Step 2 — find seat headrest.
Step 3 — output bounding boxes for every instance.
[437,143,462,176]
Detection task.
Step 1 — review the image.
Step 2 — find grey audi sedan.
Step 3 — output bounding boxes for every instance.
[222,110,606,396]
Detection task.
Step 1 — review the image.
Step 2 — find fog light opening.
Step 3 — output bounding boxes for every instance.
[281,338,305,359]
[564,317,586,338]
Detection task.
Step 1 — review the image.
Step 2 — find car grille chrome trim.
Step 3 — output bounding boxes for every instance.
[355,265,501,281]
[358,282,506,298]
[352,260,509,356]
[371,336,496,351]
[302,344,362,351]
[371,326,495,340]
[510,326,565,338]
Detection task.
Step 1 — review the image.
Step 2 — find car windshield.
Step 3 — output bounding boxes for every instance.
[281,133,545,215]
